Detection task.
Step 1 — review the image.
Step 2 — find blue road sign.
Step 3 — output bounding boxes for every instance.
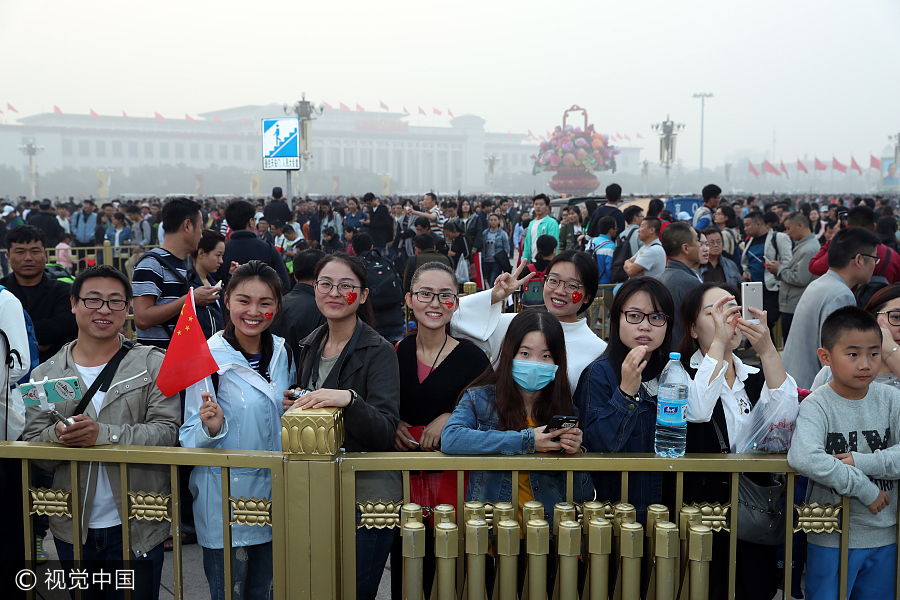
[262,117,301,170]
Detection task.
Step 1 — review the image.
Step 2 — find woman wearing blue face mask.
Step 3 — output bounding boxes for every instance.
[442,310,594,527]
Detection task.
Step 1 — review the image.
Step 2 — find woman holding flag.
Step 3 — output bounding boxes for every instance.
[179,260,293,600]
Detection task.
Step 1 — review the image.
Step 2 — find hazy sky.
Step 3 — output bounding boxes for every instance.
[2,0,898,169]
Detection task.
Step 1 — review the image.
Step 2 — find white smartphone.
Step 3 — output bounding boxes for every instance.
[741,281,763,324]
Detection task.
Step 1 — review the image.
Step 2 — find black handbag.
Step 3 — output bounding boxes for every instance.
[712,419,786,545]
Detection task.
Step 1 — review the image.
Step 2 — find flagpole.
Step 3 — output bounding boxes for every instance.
[830,158,834,194]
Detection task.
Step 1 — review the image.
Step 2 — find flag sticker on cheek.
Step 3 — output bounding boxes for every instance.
[444,301,454,309]
[572,291,583,304]
[345,292,358,304]
[265,313,274,320]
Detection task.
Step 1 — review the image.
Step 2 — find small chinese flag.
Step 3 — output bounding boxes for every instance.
[380,100,389,110]
[323,102,333,110]
[214,114,223,124]
[340,102,350,112]
[185,113,195,124]
[763,160,781,176]
[403,106,410,115]
[122,110,130,120]
[797,158,808,173]
[418,106,426,116]
[156,289,219,397]
[780,160,790,179]
[871,155,881,170]
[832,157,847,173]
[433,107,442,116]
[54,105,63,115]
[90,109,100,120]
[851,156,862,174]
[155,112,165,122]
[356,103,365,112]
[7,103,18,113]
[748,160,760,179]
[636,132,643,139]
[448,108,454,118]
[814,157,827,170]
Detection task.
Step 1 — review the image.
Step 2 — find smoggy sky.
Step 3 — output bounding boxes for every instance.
[2,0,898,169]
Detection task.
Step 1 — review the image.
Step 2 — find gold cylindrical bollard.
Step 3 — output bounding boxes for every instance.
[464,501,486,525]
[557,520,582,600]
[526,519,550,600]
[688,525,712,600]
[613,502,636,537]
[523,500,545,524]
[654,522,678,600]
[463,281,477,295]
[465,518,489,600]
[496,519,520,600]
[553,502,577,538]
[679,506,702,580]
[434,522,458,600]
[434,504,456,525]
[402,503,424,525]
[582,501,607,535]
[620,522,643,600]
[493,502,515,537]
[403,520,426,600]
[587,518,612,600]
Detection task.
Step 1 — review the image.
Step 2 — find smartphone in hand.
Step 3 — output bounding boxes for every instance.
[544,415,579,442]
[741,281,763,324]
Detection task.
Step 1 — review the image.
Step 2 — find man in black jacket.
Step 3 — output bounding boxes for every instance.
[263,187,293,225]
[218,200,290,288]
[363,192,394,255]
[26,199,65,249]
[271,249,326,361]
[1,225,76,363]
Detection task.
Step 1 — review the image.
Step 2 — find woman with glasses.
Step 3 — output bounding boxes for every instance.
[450,249,606,390]
[282,252,400,600]
[676,283,797,600]
[812,283,900,390]
[575,277,673,522]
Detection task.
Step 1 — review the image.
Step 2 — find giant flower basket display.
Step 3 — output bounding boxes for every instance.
[532,105,619,196]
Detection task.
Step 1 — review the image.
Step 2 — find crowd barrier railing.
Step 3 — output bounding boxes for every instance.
[1,404,895,599]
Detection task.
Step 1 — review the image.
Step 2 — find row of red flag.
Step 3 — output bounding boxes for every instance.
[523,130,645,142]
[46,105,253,125]
[748,156,883,179]
[322,101,456,119]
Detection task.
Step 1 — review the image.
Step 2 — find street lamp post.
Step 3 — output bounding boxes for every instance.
[890,133,900,170]
[484,155,501,195]
[641,159,649,194]
[19,138,44,199]
[651,116,684,198]
[692,93,713,174]
[283,93,324,207]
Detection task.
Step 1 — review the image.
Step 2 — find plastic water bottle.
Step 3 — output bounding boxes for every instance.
[654,352,689,457]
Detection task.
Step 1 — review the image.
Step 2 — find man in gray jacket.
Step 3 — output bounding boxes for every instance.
[767,211,821,343]
[24,265,180,600]
[658,222,703,351]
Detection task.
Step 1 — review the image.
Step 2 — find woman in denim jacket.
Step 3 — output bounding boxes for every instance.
[574,277,674,523]
[442,310,594,526]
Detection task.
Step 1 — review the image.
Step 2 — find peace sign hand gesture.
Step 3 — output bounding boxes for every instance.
[490,261,536,305]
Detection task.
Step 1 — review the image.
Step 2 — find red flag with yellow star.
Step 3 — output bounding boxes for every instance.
[156,289,219,397]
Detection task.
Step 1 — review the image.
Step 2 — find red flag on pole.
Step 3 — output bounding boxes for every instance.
[797,159,808,174]
[379,100,388,110]
[781,160,790,179]
[214,115,223,124]
[90,109,100,121]
[156,289,220,397]
[433,108,442,116]
[54,105,63,115]
[403,106,410,115]
[814,157,827,170]
[748,161,760,179]
[122,111,130,120]
[155,112,165,122]
[832,157,847,173]
[448,109,454,119]
[418,107,426,116]
[636,132,643,139]
[871,155,882,170]
[764,160,781,176]
[242,117,251,125]
[850,157,862,174]
[340,103,350,111]
[7,103,18,113]
[615,133,623,140]
[0,107,4,114]
[323,102,333,110]
[356,103,365,112]
[185,114,195,124]
[623,134,631,141]
[528,129,536,139]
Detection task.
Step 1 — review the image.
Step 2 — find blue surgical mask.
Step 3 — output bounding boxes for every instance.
[512,359,559,393]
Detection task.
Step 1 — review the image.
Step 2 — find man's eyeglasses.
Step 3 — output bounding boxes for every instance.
[878,310,900,326]
[545,276,583,294]
[707,240,723,247]
[411,290,458,305]
[861,254,882,265]
[314,281,362,294]
[621,310,669,327]
[77,297,128,311]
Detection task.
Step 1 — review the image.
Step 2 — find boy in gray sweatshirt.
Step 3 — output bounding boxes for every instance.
[788,305,900,599]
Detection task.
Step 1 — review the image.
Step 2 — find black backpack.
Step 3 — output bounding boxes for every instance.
[359,250,403,311]
[856,248,892,308]
[610,228,639,283]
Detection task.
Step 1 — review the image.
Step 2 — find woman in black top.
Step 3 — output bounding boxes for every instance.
[443,221,472,270]
[188,229,227,339]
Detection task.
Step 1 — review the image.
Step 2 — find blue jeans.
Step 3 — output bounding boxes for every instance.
[806,543,897,600]
[481,260,502,287]
[356,511,397,600]
[201,542,273,600]
[55,526,164,600]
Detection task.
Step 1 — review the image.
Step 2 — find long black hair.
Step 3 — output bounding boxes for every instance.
[314,252,376,327]
[678,282,738,358]
[544,250,599,315]
[607,277,674,384]
[223,260,284,380]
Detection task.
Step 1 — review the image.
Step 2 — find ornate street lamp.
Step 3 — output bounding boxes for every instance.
[283,93,324,202]
[651,116,684,198]
[19,138,44,200]
[484,155,501,195]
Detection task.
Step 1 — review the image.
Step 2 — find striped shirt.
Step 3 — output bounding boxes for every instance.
[132,248,189,347]
[428,206,446,237]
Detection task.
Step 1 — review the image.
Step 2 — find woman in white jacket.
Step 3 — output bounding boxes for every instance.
[180,261,294,600]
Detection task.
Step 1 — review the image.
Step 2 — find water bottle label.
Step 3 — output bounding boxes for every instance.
[657,400,687,426]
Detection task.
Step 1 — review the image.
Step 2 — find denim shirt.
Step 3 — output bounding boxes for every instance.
[442,385,595,527]
[574,353,662,523]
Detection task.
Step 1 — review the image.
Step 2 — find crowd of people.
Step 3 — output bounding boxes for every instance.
[1,186,900,600]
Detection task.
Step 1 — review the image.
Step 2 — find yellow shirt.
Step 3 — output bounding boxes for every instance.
[517,418,538,535]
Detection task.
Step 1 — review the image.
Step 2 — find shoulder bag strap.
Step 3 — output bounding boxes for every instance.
[710,415,730,454]
[71,340,135,416]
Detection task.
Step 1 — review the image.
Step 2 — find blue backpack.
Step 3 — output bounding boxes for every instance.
[0,285,40,384]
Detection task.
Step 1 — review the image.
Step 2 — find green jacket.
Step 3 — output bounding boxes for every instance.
[522,216,560,262]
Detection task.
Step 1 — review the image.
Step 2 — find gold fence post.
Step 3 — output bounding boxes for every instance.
[434,504,456,526]
[434,522,459,600]
[687,525,712,600]
[620,522,643,600]
[581,500,606,596]
[612,502,635,600]
[526,519,550,600]
[403,520,427,600]
[587,517,612,600]
[678,505,701,589]
[465,518,489,600]
[103,240,113,266]
[644,503,669,600]
[496,519,520,600]
[557,520,581,600]
[654,522,678,600]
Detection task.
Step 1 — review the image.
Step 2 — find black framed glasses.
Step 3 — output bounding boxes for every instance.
[77,296,128,311]
[411,290,458,305]
[878,310,900,326]
[314,281,362,295]
[621,310,669,327]
[544,276,583,294]
[861,254,882,265]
